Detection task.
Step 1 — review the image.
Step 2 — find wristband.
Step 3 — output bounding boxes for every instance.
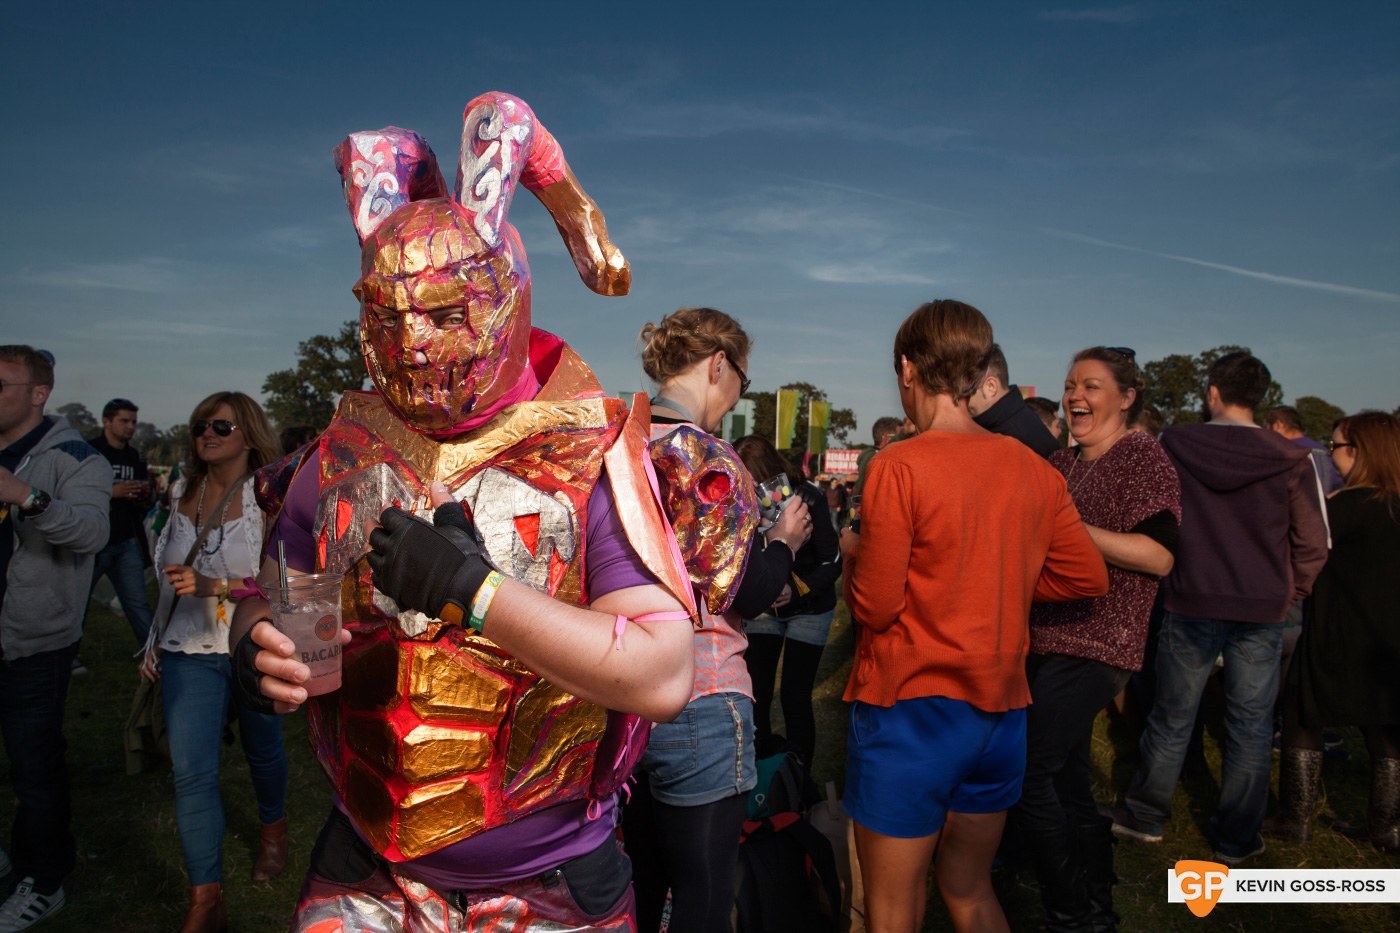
[467,571,505,634]
[19,487,51,517]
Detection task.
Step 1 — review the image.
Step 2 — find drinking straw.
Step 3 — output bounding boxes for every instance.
[277,540,290,609]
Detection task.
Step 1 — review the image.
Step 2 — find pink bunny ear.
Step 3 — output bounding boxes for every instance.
[334,128,448,243]
[454,92,569,249]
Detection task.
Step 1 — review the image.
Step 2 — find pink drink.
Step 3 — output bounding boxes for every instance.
[272,574,342,696]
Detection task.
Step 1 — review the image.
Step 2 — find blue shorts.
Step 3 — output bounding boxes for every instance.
[844,696,1027,838]
[639,692,757,806]
[743,610,834,647]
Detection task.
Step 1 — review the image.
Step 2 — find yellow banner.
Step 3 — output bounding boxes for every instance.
[776,388,799,450]
[808,400,831,455]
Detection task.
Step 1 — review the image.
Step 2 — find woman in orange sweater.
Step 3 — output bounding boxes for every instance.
[841,300,1108,933]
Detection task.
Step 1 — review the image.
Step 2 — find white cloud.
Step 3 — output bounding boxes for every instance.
[805,262,939,286]
[1044,228,1400,303]
[17,257,186,293]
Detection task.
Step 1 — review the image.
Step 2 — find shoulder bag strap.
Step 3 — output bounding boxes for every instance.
[146,473,253,656]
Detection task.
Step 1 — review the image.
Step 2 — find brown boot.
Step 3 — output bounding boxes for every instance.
[252,817,289,882]
[180,883,226,933]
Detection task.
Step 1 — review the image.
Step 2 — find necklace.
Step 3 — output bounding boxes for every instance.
[1066,428,1128,499]
[1065,451,1103,499]
[192,476,229,556]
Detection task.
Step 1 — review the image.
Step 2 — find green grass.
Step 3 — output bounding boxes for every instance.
[0,599,322,931]
[804,602,1400,931]
[6,596,1398,931]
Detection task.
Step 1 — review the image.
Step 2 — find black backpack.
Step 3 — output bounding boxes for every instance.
[747,749,815,819]
[735,811,843,933]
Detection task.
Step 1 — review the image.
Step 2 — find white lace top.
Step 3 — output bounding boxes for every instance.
[146,476,262,656]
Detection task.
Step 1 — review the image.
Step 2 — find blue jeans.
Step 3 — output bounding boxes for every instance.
[162,651,288,886]
[87,538,153,646]
[1123,613,1283,857]
[0,641,78,890]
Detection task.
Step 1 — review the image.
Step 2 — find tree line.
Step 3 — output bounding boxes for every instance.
[58,331,1395,464]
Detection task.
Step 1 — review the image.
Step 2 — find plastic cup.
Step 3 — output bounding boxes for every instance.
[755,473,793,530]
[271,573,343,696]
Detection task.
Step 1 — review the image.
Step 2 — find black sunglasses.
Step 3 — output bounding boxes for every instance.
[1105,346,1137,360]
[727,357,751,395]
[190,419,239,438]
[1327,440,1355,452]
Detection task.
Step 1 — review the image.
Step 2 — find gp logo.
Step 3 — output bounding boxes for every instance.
[1175,860,1229,918]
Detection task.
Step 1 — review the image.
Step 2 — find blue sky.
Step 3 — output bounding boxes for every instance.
[5,1,1397,438]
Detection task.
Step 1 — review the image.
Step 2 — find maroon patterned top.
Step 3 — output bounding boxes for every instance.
[1031,431,1182,671]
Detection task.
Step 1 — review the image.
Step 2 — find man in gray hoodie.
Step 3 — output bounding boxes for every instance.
[1113,352,1327,866]
[0,346,110,931]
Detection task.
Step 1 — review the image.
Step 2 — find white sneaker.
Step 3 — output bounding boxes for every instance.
[0,878,65,932]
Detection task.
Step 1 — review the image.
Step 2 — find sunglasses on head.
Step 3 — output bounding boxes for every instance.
[1105,346,1137,360]
[190,419,238,438]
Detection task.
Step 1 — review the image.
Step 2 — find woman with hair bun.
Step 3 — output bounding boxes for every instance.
[1017,347,1181,932]
[622,307,813,933]
[1272,411,1400,850]
[842,300,1107,933]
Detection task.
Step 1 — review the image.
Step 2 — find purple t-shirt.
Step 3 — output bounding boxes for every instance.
[269,450,657,886]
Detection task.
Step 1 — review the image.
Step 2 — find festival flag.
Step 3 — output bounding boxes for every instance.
[808,400,831,455]
[723,398,755,442]
[775,389,799,450]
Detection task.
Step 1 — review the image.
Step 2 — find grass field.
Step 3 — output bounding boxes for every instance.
[2,595,1398,931]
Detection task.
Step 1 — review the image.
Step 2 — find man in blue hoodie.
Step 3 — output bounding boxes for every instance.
[1113,352,1328,866]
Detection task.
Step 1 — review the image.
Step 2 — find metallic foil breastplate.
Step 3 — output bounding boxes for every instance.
[306,388,627,861]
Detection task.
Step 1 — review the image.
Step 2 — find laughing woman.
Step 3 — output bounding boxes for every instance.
[1017,347,1181,932]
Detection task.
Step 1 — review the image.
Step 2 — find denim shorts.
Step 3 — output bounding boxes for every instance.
[743,610,834,647]
[639,693,757,806]
[844,696,1027,838]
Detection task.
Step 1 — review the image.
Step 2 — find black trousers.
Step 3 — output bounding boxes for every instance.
[621,778,746,933]
[0,641,78,892]
[1014,653,1131,926]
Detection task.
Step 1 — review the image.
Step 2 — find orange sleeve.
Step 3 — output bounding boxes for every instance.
[1034,481,1110,602]
[846,457,912,633]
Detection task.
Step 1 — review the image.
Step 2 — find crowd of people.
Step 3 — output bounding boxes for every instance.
[1,89,1398,933]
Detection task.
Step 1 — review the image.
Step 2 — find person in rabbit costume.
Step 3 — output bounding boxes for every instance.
[228,92,697,933]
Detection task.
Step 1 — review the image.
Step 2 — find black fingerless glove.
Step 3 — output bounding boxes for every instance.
[231,627,276,714]
[367,502,498,626]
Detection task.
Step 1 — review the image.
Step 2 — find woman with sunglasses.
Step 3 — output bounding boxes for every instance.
[1014,346,1180,931]
[622,307,812,933]
[1272,411,1400,849]
[140,391,286,931]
